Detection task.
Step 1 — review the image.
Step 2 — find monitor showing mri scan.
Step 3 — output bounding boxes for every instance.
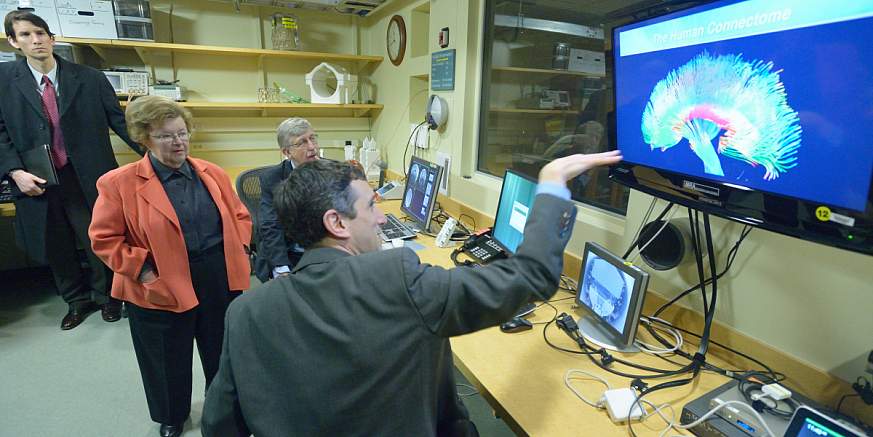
[400,157,444,232]
[575,242,650,352]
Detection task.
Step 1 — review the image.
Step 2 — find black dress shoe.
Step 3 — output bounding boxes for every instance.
[60,304,97,330]
[159,423,183,437]
[100,301,122,322]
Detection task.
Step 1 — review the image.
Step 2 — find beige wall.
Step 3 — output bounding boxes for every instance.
[105,0,373,167]
[360,0,873,385]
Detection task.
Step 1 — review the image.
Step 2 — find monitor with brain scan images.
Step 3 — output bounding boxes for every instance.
[400,157,444,233]
[575,241,650,352]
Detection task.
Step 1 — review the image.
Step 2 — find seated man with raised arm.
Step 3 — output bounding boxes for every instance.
[256,117,320,280]
[203,151,622,437]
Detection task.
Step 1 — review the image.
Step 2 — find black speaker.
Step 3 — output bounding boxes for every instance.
[636,220,687,270]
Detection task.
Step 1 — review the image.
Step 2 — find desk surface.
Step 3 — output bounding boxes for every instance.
[378,199,727,437]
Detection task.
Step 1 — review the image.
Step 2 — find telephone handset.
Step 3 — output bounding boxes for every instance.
[462,229,507,264]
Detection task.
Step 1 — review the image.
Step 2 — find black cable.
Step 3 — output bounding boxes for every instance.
[530,301,559,326]
[652,225,751,318]
[689,209,709,317]
[553,313,697,379]
[623,201,674,259]
[627,364,703,437]
[626,198,656,257]
[542,318,598,355]
[645,317,779,380]
[738,372,796,417]
[458,213,477,232]
[697,212,718,356]
[836,393,859,415]
[640,320,780,382]
[402,121,427,178]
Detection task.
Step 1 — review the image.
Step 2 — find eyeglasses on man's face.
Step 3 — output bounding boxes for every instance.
[290,133,319,148]
[150,131,190,143]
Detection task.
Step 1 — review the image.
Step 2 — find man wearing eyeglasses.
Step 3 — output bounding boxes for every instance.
[255,117,320,281]
[0,11,144,330]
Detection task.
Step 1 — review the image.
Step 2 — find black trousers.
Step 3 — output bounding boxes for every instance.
[43,165,112,307]
[127,245,241,425]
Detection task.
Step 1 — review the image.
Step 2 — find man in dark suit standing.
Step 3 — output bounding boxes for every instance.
[255,117,320,281]
[202,151,623,436]
[0,11,144,330]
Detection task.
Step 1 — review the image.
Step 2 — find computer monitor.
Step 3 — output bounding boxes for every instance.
[575,242,649,353]
[492,170,538,254]
[401,157,443,233]
[784,406,864,437]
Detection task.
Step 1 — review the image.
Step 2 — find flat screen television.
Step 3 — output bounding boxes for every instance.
[609,0,873,255]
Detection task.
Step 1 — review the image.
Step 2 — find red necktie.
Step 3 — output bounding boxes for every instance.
[40,75,68,169]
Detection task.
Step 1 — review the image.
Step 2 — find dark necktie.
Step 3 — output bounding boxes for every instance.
[40,75,68,169]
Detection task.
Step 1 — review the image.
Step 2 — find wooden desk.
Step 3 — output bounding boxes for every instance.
[378,199,727,436]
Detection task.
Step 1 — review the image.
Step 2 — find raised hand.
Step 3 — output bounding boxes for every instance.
[538,151,623,186]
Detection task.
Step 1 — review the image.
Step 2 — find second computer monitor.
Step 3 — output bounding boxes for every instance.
[401,157,443,233]
[575,242,649,353]
[492,170,538,254]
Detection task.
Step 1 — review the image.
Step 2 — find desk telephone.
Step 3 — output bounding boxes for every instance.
[462,229,507,263]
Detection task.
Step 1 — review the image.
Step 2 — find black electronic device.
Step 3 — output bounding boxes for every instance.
[400,156,443,233]
[575,242,649,353]
[784,406,866,437]
[461,230,506,264]
[609,0,873,256]
[681,380,820,437]
[0,179,15,203]
[500,317,533,333]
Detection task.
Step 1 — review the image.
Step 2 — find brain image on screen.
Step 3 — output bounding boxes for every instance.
[579,256,630,329]
[403,189,413,208]
[641,52,802,180]
[409,164,420,187]
[417,168,428,190]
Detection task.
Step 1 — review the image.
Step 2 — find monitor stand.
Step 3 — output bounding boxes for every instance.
[576,315,640,353]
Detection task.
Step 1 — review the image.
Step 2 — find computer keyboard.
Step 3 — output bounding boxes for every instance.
[379,213,417,241]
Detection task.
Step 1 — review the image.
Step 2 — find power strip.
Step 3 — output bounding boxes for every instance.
[435,217,457,248]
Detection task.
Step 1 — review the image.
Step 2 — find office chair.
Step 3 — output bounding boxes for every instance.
[235,166,272,281]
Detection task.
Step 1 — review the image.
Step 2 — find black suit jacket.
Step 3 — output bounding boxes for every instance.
[0,56,143,262]
[202,193,577,437]
[257,160,296,275]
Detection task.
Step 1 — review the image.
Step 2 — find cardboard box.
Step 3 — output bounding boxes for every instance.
[56,0,117,39]
[1,0,62,37]
[568,49,605,75]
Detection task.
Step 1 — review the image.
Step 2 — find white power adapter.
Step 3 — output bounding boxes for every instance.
[602,388,645,423]
[761,383,792,401]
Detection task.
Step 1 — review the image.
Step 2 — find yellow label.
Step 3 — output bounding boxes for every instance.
[282,18,297,29]
[815,206,831,222]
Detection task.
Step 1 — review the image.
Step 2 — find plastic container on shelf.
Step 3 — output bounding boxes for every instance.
[271,13,301,51]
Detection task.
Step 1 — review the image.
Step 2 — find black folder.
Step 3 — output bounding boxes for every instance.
[21,144,59,187]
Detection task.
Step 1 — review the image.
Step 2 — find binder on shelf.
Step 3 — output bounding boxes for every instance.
[21,144,59,187]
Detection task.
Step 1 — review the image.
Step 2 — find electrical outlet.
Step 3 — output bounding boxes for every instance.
[436,151,451,195]
[411,123,428,149]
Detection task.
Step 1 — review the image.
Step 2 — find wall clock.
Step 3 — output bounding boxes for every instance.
[387,14,407,66]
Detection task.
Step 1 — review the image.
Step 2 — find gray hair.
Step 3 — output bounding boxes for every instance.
[277,117,313,150]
